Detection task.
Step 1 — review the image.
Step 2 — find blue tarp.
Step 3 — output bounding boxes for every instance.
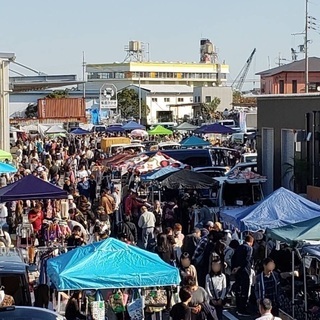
[266,216,320,245]
[230,187,320,232]
[180,136,211,148]
[301,245,320,258]
[0,163,17,174]
[122,121,145,131]
[0,175,68,202]
[47,238,180,291]
[70,128,91,135]
[141,166,180,181]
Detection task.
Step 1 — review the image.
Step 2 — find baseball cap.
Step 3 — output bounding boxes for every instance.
[67,195,74,200]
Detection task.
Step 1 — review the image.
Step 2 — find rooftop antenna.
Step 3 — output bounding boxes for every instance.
[82,51,86,99]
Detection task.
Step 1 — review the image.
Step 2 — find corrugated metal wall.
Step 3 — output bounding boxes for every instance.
[38,98,85,119]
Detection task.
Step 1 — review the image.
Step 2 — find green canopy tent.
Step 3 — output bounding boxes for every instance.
[148,125,173,135]
[0,150,13,161]
[266,216,320,245]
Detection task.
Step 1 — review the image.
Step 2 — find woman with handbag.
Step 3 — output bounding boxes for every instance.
[205,260,227,320]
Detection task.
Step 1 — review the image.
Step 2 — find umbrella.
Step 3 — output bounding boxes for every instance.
[0,163,17,174]
[106,126,125,133]
[131,129,148,137]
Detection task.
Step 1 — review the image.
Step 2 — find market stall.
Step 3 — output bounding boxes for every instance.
[221,187,320,232]
[180,136,211,148]
[266,217,320,320]
[47,238,180,319]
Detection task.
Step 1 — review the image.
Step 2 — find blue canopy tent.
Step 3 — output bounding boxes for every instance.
[266,216,320,245]
[141,166,180,181]
[47,238,180,290]
[70,128,91,135]
[180,136,211,148]
[106,125,125,133]
[201,123,235,134]
[0,163,17,174]
[0,175,68,201]
[122,121,145,131]
[228,187,320,232]
[194,125,208,134]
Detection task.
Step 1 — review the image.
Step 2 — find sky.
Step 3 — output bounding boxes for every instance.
[1,0,320,88]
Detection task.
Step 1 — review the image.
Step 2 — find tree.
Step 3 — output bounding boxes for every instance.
[117,88,150,119]
[46,89,69,99]
[203,97,221,118]
[25,103,38,118]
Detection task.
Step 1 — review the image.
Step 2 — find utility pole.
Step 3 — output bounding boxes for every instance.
[305,0,309,93]
[82,51,86,99]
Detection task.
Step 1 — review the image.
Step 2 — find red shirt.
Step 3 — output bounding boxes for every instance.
[28,210,43,232]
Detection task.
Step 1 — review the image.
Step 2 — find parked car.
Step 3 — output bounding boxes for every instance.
[0,250,31,306]
[194,166,230,178]
[0,306,65,319]
[240,153,257,163]
[227,162,258,177]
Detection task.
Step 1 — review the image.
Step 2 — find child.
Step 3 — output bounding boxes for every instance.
[205,259,227,320]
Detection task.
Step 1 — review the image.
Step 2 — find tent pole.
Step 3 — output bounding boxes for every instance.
[292,250,295,319]
[303,258,308,320]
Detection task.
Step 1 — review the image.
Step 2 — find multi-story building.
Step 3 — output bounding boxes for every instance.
[257,57,320,94]
[86,60,229,90]
[85,40,229,92]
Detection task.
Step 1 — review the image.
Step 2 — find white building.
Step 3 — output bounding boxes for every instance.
[193,86,233,112]
[127,84,194,123]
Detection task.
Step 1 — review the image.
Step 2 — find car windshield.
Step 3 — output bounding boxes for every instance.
[0,308,64,320]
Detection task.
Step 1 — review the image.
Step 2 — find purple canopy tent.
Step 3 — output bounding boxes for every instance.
[201,123,235,134]
[0,175,68,202]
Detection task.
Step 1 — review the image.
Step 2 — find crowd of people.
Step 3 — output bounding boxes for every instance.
[0,132,284,320]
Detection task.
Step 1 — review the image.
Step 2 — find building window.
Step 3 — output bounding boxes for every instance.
[292,80,297,93]
[279,80,285,94]
[178,97,184,102]
[164,98,170,102]
[205,96,211,103]
[152,97,158,102]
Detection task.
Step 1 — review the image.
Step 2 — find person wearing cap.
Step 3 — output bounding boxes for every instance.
[255,258,280,317]
[67,195,76,210]
[256,298,281,320]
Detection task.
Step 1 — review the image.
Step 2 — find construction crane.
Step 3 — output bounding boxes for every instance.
[232,48,256,92]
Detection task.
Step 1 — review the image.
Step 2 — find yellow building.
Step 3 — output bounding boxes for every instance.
[86,61,229,90]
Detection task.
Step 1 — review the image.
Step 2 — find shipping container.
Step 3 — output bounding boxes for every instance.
[37,98,85,119]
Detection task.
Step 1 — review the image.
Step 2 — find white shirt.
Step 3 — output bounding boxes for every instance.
[138,211,156,229]
[112,192,121,210]
[256,314,281,320]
